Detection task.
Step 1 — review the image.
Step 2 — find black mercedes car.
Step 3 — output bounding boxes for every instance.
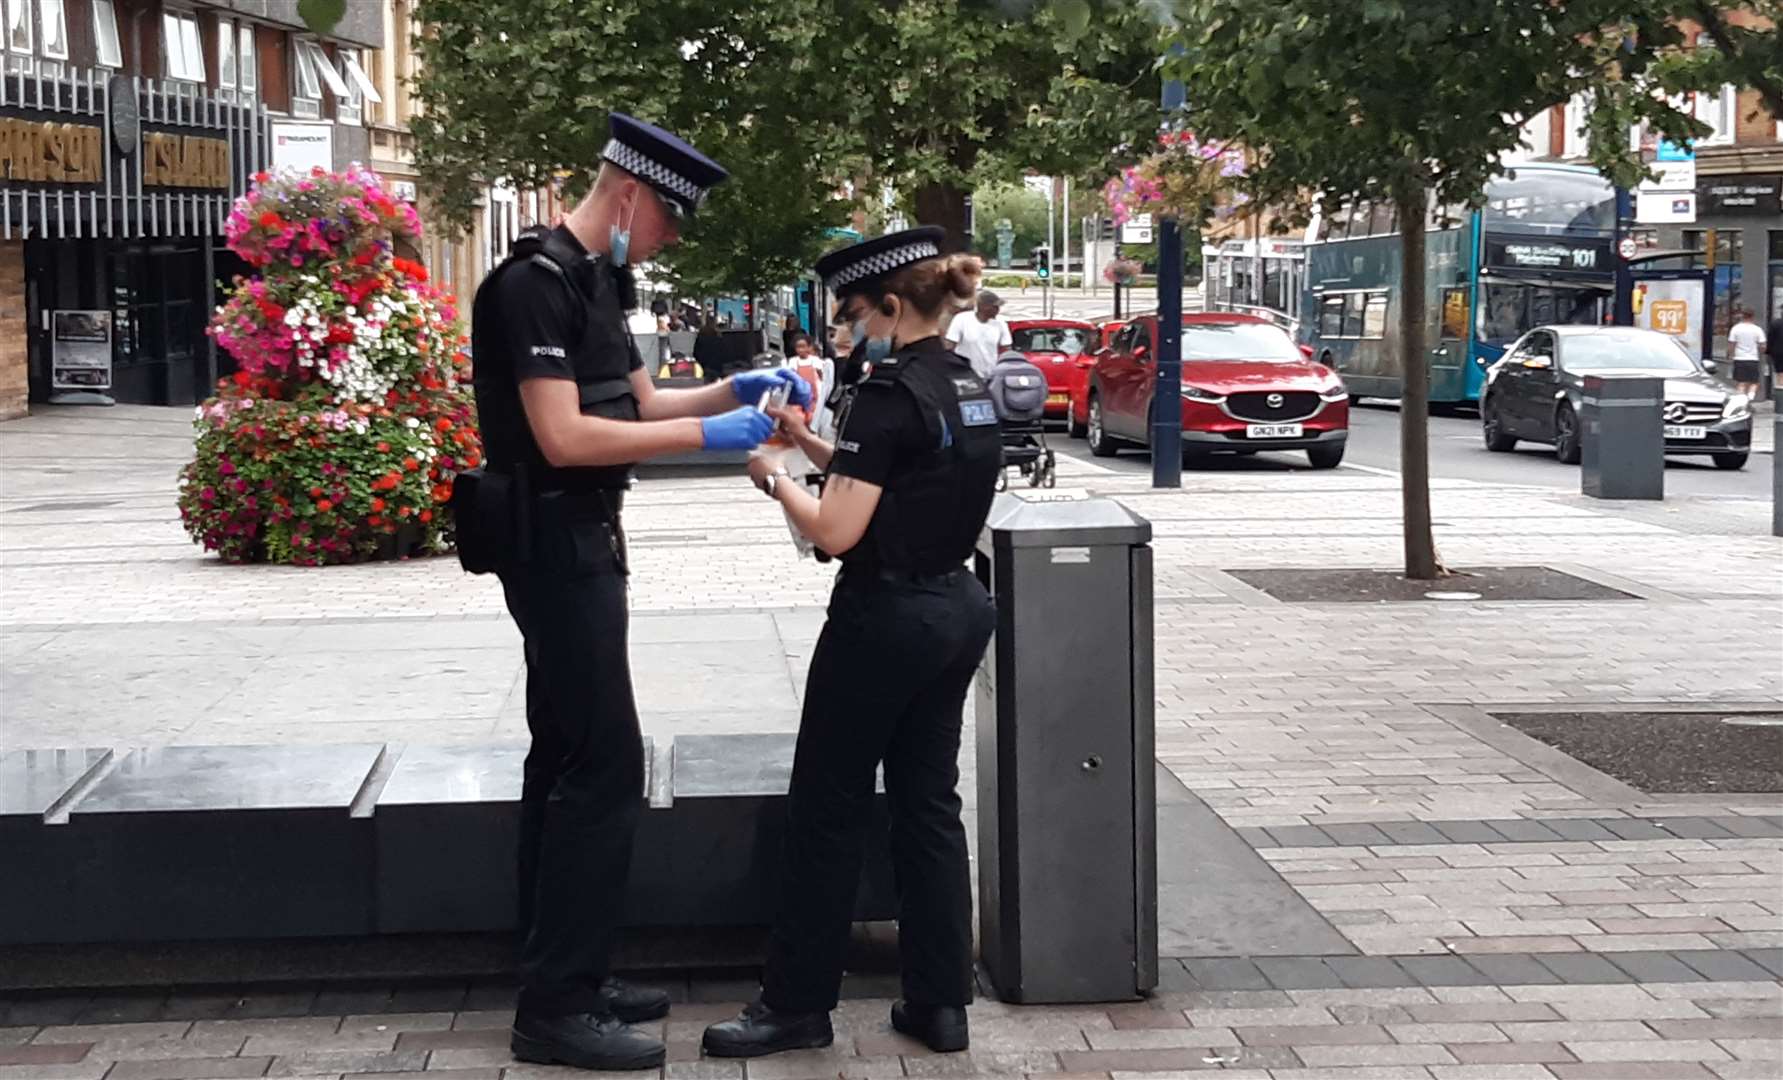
[1481,326,1752,470]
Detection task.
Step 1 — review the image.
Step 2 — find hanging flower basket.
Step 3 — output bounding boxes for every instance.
[1104,258,1143,285]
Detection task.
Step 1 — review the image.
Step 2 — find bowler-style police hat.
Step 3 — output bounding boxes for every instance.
[815,226,946,299]
[601,112,729,219]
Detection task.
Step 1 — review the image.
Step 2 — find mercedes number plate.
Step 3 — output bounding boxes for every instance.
[1663,425,1706,440]
[1046,392,1069,405]
[1246,423,1303,439]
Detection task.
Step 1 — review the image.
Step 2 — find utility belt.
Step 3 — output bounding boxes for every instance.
[451,464,628,576]
[836,562,970,590]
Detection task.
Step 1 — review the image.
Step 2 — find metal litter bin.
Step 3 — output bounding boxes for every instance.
[974,490,1156,1003]
[1581,374,1664,501]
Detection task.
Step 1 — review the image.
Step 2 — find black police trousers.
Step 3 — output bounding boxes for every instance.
[498,498,637,1018]
[761,567,996,1014]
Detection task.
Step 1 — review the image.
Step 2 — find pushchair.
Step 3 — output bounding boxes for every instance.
[985,351,1056,490]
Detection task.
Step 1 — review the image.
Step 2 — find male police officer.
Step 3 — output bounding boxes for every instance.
[472,113,809,1072]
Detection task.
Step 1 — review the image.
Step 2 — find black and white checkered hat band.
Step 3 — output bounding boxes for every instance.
[602,138,705,208]
[825,241,942,291]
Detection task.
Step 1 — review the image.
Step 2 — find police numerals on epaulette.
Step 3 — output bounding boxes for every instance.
[952,377,984,396]
[959,399,998,427]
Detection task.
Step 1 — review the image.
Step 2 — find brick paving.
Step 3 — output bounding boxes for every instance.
[2,405,1781,1076]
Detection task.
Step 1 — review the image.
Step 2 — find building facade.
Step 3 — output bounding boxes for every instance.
[1513,15,1781,357]
[1,0,381,416]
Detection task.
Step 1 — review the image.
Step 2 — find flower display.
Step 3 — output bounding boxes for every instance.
[179,168,478,566]
[1103,129,1251,227]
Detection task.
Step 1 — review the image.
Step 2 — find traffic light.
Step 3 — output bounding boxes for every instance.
[1032,245,1051,281]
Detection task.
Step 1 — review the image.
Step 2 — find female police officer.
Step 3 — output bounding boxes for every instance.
[471,113,809,1073]
[704,227,1003,1059]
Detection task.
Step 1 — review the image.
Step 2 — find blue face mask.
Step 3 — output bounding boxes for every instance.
[609,199,638,267]
[852,316,893,363]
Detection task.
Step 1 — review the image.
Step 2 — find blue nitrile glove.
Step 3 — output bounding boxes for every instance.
[701,406,777,451]
[731,367,813,408]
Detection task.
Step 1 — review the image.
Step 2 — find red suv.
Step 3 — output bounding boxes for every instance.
[1086,314,1349,468]
[1067,317,1128,438]
[1007,319,1094,419]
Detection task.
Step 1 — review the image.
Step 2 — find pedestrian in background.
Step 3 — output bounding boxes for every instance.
[1728,309,1767,401]
[944,290,1012,379]
[694,316,725,382]
[704,227,1003,1061]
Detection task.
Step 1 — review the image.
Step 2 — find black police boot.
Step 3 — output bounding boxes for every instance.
[510,1011,666,1071]
[701,1000,834,1058]
[891,1000,970,1053]
[597,976,672,1023]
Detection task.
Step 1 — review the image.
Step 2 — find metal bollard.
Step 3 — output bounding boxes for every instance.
[1581,374,1664,501]
[974,490,1156,1003]
[1773,389,1781,538]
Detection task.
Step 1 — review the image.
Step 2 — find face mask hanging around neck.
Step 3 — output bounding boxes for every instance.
[609,195,639,268]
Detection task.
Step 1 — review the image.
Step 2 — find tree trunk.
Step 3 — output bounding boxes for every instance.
[914,182,972,253]
[1395,185,1439,580]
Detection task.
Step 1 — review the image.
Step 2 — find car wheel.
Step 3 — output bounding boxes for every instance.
[1087,394,1118,457]
[1067,407,1087,439]
[1482,398,1517,452]
[1307,443,1345,469]
[1553,402,1581,464]
[1714,452,1749,471]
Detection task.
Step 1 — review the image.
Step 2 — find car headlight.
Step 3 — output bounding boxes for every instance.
[1181,385,1225,402]
[1319,384,1348,401]
[1724,393,1751,420]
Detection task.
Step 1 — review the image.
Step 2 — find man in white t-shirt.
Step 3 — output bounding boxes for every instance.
[1728,309,1767,399]
[946,291,1013,379]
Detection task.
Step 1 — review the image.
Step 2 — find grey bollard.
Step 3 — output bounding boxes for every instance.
[974,490,1157,1003]
[1773,390,1781,538]
[1581,374,1664,501]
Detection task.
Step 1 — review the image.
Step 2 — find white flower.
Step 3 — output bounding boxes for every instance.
[405,417,420,429]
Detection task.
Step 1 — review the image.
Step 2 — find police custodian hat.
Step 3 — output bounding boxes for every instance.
[815,226,946,299]
[601,112,729,219]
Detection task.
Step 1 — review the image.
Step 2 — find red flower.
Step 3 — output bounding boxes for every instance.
[258,212,282,228]
[403,456,420,472]
[377,441,390,452]
[326,325,354,345]
[435,417,453,432]
[315,499,333,513]
[419,509,433,523]
[309,486,324,498]
[232,370,253,388]
[371,497,386,512]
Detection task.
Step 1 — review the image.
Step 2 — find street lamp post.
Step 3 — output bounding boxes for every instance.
[1151,76,1187,489]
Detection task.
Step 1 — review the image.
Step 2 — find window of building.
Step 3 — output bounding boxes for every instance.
[1341,293,1366,338]
[91,0,120,66]
[237,24,256,95]
[292,38,324,117]
[1562,91,1590,158]
[162,10,204,82]
[1692,35,1738,145]
[37,0,65,60]
[5,0,34,73]
[338,48,380,125]
[217,16,236,90]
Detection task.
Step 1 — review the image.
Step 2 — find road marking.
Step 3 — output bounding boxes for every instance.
[1341,462,1401,478]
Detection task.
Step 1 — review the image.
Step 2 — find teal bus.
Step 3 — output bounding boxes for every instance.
[1300,164,1618,406]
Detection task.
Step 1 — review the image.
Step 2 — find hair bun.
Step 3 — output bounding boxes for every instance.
[944,253,984,304]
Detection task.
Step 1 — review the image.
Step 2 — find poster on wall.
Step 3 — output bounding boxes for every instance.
[50,310,114,392]
[270,121,334,173]
[1633,279,1706,362]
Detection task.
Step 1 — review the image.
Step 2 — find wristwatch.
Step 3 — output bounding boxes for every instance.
[760,465,791,498]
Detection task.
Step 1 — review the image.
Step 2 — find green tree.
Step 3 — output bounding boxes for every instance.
[410,0,855,305]
[971,183,1051,265]
[1167,0,1725,579]
[834,0,1165,251]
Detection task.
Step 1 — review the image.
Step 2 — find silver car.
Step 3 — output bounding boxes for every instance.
[1481,326,1753,470]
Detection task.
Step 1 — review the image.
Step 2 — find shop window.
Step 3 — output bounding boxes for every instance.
[162,10,204,82]
[5,0,33,73]
[91,0,120,67]
[1342,293,1366,338]
[1685,228,1744,351]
